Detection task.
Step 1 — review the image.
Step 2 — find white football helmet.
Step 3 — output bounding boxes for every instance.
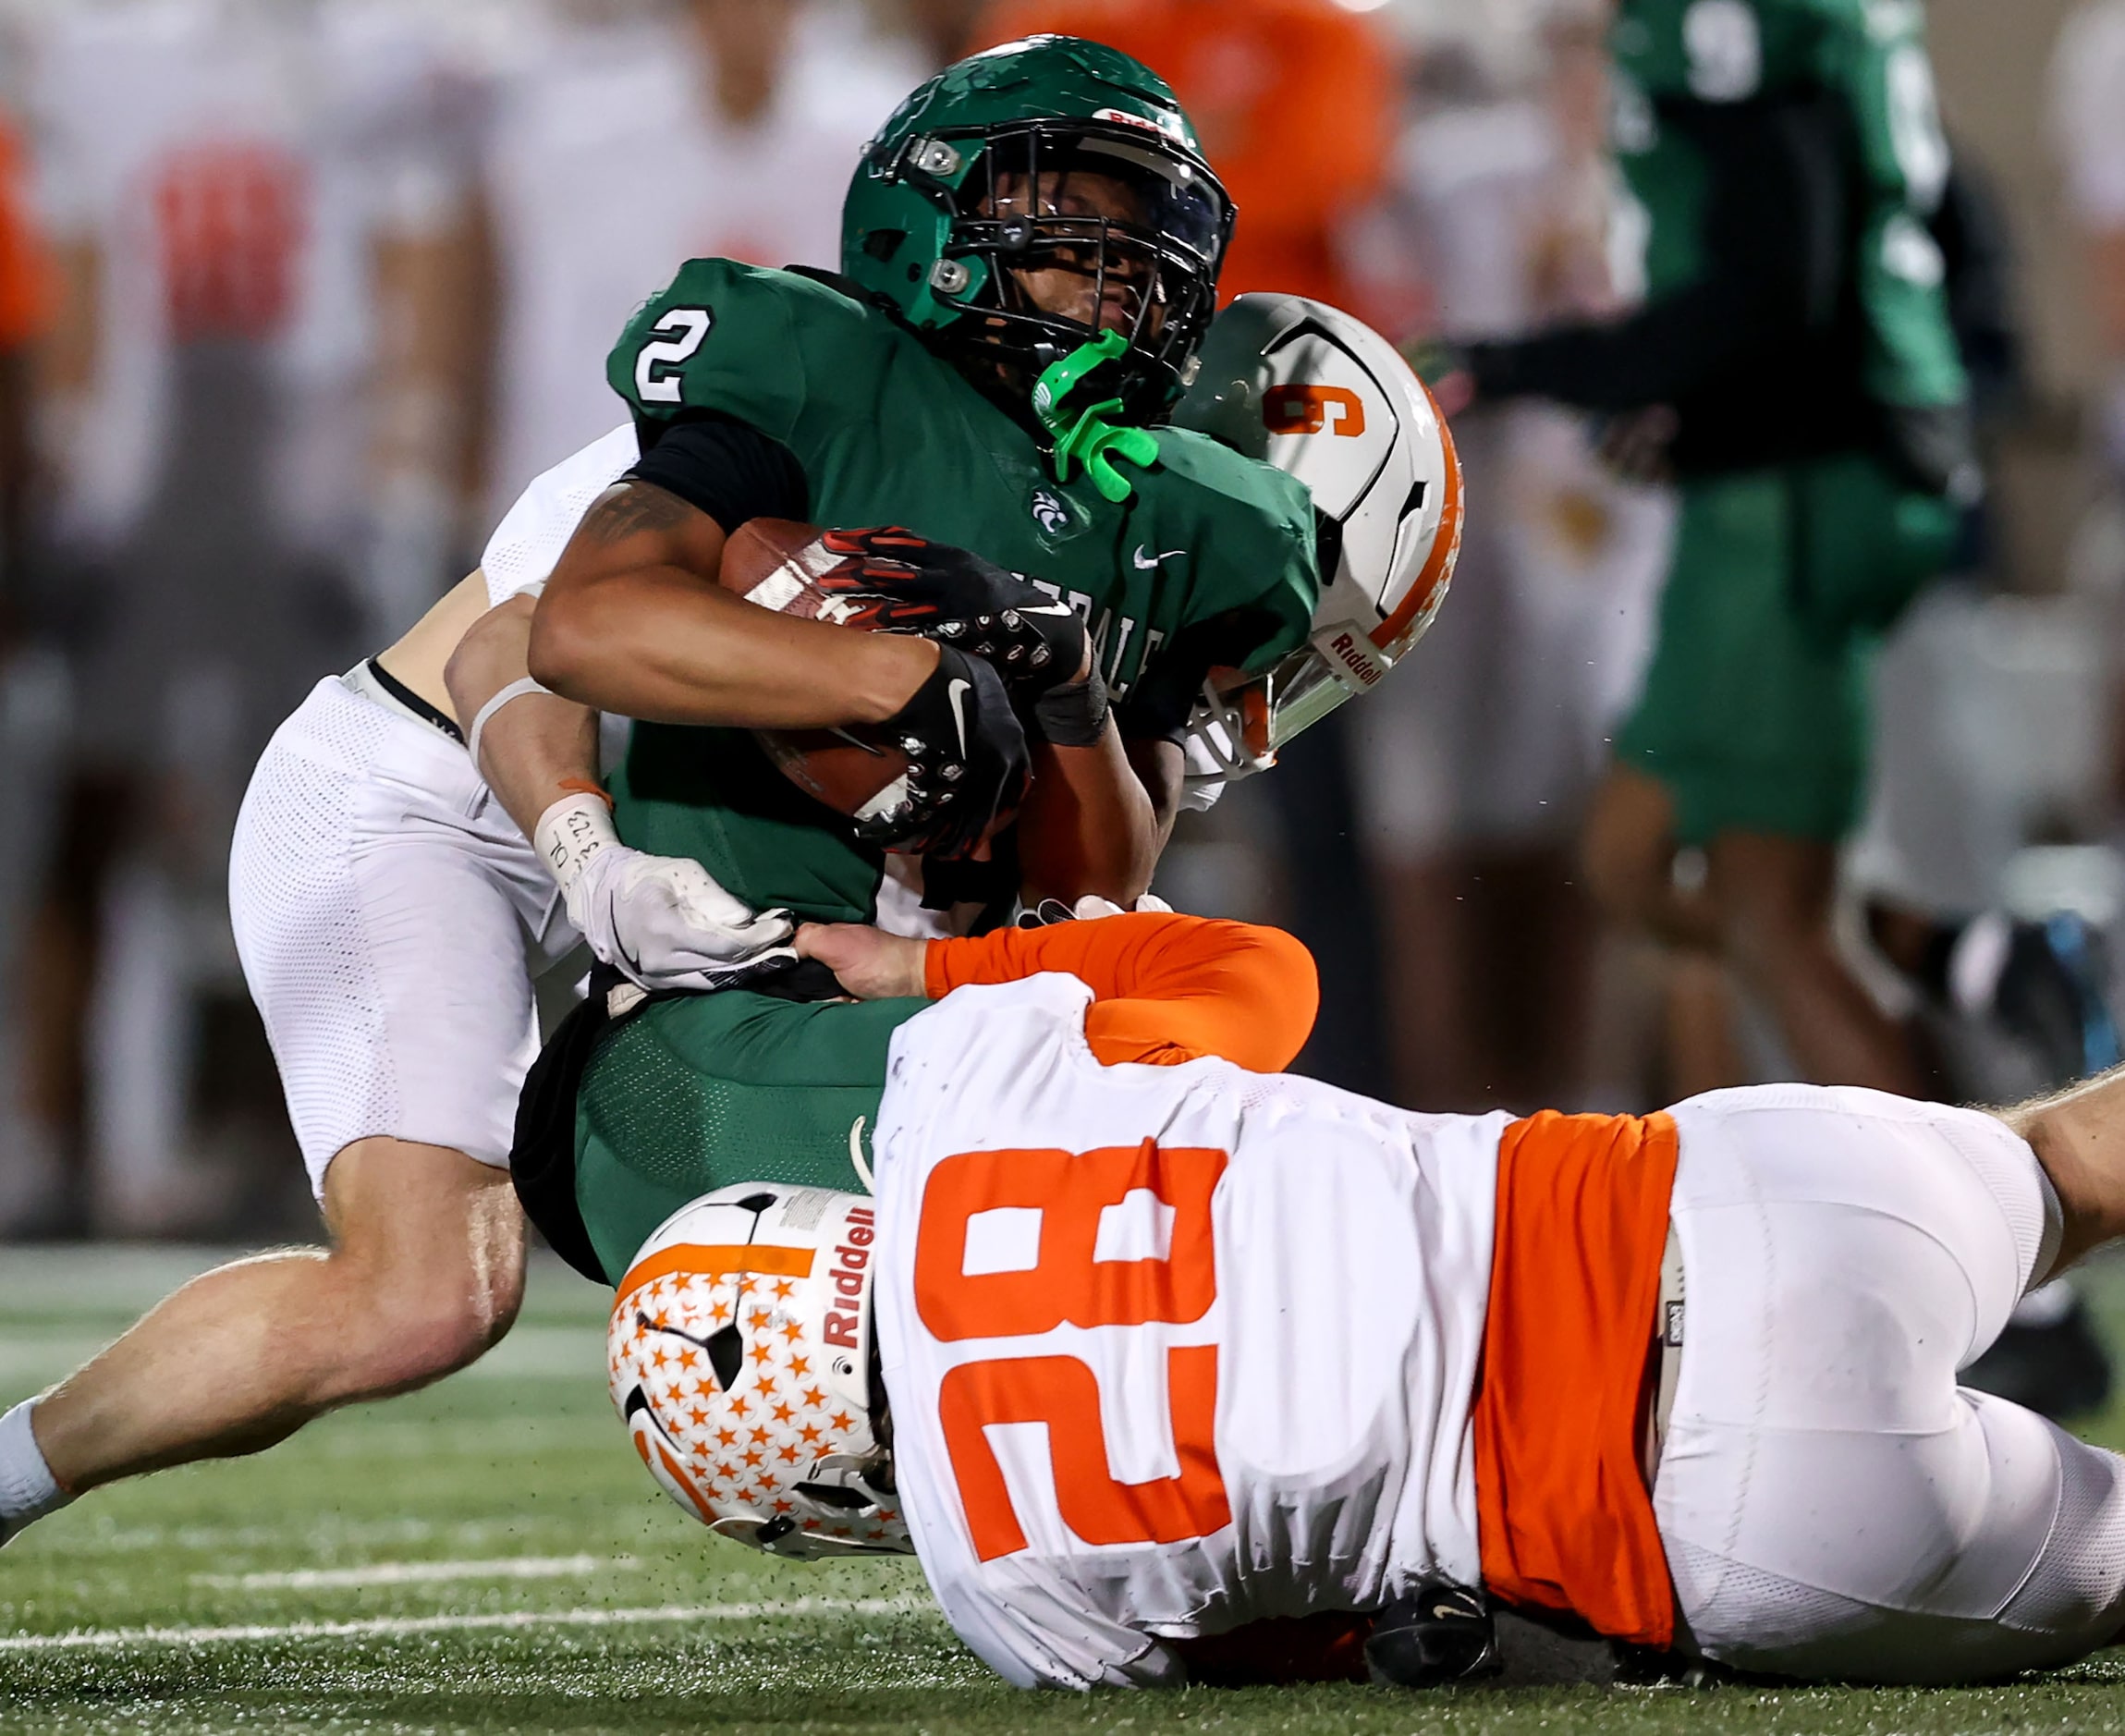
[1170,292,1464,777]
[606,1183,910,1559]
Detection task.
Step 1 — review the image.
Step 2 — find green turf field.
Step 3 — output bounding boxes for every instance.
[7,1245,2125,1736]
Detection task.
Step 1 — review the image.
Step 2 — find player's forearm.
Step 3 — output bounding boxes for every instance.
[532,559,938,729]
[444,595,603,842]
[925,913,1318,1070]
[1018,729,1159,907]
[1995,1065,2125,1276]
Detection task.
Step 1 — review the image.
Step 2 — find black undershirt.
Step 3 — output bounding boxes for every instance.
[625,411,810,533]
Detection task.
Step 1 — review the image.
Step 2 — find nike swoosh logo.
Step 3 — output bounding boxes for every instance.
[1131,544,1186,570]
[946,678,971,756]
[1018,601,1076,617]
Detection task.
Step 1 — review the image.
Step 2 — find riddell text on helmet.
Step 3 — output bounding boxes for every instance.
[1325,629,1384,689]
[824,1207,876,1350]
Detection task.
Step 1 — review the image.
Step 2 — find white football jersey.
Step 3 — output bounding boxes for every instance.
[479,421,641,607]
[872,973,1509,1689]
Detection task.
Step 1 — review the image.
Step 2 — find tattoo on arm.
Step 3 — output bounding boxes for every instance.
[577,481,695,545]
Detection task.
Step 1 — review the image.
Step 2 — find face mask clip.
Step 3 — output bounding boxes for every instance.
[1032,331,1158,502]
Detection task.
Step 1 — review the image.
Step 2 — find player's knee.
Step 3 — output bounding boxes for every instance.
[324,1240,523,1400]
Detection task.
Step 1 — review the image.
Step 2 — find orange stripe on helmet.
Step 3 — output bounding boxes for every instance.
[653,1436,720,1525]
[1369,374,1464,655]
[615,1242,816,1300]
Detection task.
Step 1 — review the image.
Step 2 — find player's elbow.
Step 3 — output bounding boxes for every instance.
[525,587,603,703]
[1231,923,1320,1070]
[443,595,536,727]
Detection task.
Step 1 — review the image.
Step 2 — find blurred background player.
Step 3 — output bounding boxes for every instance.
[0,87,56,1235]
[8,0,494,1237]
[1341,2,1671,1114]
[476,0,918,520]
[1458,0,1972,1103]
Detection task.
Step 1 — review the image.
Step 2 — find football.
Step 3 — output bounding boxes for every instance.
[716,518,916,830]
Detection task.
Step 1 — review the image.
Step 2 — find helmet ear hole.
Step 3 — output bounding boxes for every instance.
[706,1323,744,1391]
[795,1481,873,1511]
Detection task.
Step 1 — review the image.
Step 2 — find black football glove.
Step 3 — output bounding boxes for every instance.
[855,644,1030,860]
[812,527,1107,745]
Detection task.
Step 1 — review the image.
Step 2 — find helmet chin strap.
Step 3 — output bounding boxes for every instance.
[1031,330,1158,503]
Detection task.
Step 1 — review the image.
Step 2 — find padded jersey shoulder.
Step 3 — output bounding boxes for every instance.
[606,259,914,445]
[1146,425,1320,673]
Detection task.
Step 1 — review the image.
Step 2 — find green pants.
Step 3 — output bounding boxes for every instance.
[574,989,922,1284]
[1617,456,1953,846]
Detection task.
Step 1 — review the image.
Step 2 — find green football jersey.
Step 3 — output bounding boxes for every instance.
[603,260,1319,923]
[1611,0,1965,413]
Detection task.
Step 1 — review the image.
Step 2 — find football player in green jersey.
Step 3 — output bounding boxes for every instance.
[1456,0,1972,1096]
[458,35,1321,956]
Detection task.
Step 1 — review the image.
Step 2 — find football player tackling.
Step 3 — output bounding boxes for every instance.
[607,907,2125,1690]
[0,35,1448,1554]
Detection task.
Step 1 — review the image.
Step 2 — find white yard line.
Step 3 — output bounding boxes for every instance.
[189,1554,635,1590]
[0,1597,926,1654]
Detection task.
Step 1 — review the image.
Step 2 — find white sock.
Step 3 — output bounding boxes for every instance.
[0,1400,72,1541]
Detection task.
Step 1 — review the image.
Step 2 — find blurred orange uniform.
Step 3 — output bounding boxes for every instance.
[971,0,1396,311]
[0,116,53,350]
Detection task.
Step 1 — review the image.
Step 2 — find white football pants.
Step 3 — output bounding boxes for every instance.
[229,675,578,1196]
[1657,1084,2125,1681]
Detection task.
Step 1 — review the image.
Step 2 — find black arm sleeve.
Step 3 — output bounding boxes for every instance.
[625,411,810,534]
[1469,96,1843,412]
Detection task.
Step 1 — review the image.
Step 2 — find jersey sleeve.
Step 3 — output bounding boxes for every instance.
[480,422,641,605]
[607,258,861,447]
[922,912,1318,1072]
[1810,0,1967,411]
[1123,433,1320,741]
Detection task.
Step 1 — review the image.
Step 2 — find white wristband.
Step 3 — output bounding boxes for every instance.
[466,676,553,771]
[533,791,619,897]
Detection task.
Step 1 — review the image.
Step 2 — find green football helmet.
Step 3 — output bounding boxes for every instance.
[842,34,1235,429]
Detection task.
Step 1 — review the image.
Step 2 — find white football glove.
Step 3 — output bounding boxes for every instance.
[536,792,796,991]
[1069,893,1175,921]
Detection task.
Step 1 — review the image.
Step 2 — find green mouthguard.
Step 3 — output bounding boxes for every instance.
[1031,331,1159,504]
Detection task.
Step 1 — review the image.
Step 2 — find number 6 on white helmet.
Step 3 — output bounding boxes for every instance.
[1170,292,1465,782]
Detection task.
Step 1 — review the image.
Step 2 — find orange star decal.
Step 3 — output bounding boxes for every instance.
[799,1423,823,1444]
[788,1354,811,1377]
[742,1448,764,1467]
[771,1279,796,1301]
[748,1341,775,1367]
[829,1411,854,1432]
[779,1319,805,1343]
[772,1401,796,1424]
[715,1426,738,1448]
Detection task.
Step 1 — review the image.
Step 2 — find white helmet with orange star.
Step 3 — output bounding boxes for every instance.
[606,1184,910,1559]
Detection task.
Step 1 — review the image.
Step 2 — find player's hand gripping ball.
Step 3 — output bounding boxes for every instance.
[719,520,1046,856]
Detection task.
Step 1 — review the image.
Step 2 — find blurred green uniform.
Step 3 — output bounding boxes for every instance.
[1472,0,1971,842]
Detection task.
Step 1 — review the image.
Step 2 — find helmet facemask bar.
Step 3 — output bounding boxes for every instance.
[899,119,1232,422]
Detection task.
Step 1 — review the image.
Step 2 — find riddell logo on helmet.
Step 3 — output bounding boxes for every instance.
[1315,626,1385,690]
[823,1207,876,1350]
[1093,105,1188,143]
